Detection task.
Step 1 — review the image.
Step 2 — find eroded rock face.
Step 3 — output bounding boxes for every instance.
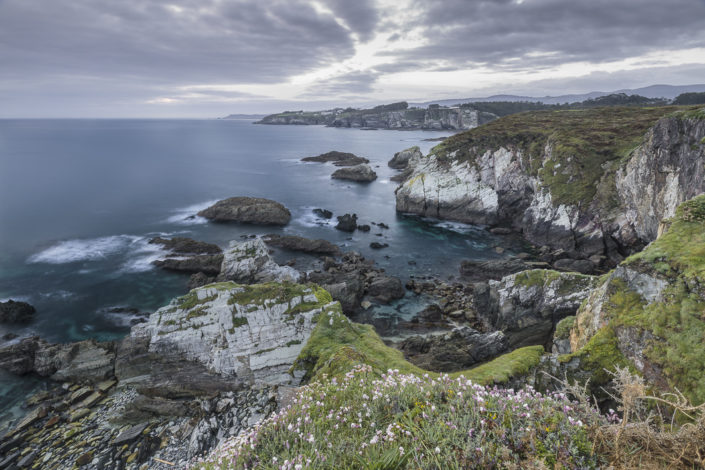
[388,146,423,169]
[130,282,331,387]
[474,270,599,349]
[198,197,291,226]
[331,164,377,182]
[218,238,301,284]
[395,113,705,264]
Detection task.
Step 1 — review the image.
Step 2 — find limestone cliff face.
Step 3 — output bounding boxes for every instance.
[395,107,705,264]
[131,282,333,387]
[258,105,497,130]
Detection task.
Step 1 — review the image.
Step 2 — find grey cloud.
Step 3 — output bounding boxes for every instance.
[300,70,381,97]
[325,0,379,41]
[0,0,355,84]
[398,0,705,68]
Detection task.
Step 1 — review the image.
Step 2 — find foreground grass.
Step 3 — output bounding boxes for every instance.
[195,366,607,470]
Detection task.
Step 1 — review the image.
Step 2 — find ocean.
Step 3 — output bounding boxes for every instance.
[0,118,518,421]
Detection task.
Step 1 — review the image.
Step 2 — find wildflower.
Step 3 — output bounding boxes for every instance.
[435,446,441,454]
[399,446,404,455]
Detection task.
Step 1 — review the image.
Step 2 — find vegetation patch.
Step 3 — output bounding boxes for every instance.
[560,327,633,386]
[554,316,575,340]
[177,291,217,310]
[197,366,606,469]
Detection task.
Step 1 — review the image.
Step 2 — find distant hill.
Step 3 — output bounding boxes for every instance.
[411,84,705,108]
[219,114,266,120]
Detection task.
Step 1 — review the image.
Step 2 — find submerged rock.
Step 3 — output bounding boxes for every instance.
[302,151,369,166]
[331,164,377,182]
[313,208,333,219]
[262,234,340,255]
[198,197,291,225]
[0,300,36,324]
[153,255,224,276]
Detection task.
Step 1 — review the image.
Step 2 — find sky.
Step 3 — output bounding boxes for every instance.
[1,0,705,118]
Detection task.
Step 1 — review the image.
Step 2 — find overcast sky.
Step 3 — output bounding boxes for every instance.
[1,0,704,117]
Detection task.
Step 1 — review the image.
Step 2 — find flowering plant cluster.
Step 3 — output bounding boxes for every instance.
[195,365,608,469]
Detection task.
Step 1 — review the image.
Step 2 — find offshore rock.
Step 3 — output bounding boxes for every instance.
[331,164,377,182]
[149,236,222,255]
[301,151,369,166]
[335,213,358,232]
[153,255,224,276]
[0,300,35,324]
[218,238,301,284]
[198,197,291,225]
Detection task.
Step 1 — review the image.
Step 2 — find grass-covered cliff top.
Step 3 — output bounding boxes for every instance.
[567,195,705,403]
[431,105,704,207]
[293,301,544,387]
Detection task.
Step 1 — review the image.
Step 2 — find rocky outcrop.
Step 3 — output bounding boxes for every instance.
[258,102,497,130]
[335,213,358,232]
[198,197,291,225]
[331,164,377,182]
[0,300,35,324]
[0,281,340,468]
[388,146,423,169]
[398,327,508,372]
[262,234,340,255]
[301,151,369,166]
[473,270,599,349]
[565,195,705,403]
[218,238,301,284]
[306,252,404,313]
[395,107,705,265]
[149,236,221,255]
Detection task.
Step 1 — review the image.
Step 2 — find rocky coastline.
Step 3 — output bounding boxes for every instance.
[2,105,705,468]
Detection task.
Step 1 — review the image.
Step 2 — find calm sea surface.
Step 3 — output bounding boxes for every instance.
[0,119,519,421]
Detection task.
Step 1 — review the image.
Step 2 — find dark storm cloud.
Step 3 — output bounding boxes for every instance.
[0,0,356,84]
[396,0,705,69]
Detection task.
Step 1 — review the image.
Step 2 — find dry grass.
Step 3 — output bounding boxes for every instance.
[553,367,705,469]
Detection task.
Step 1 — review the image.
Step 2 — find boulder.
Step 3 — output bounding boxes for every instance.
[331,164,377,182]
[366,276,404,304]
[197,197,291,225]
[0,300,36,324]
[262,234,340,255]
[218,238,301,284]
[302,151,369,166]
[369,242,389,249]
[335,213,358,232]
[388,146,422,169]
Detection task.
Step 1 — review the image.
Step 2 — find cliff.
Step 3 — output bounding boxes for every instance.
[257,102,498,130]
[565,195,705,403]
[395,106,705,266]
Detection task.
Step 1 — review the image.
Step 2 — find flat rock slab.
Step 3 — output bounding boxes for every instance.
[76,391,102,409]
[113,422,149,446]
[97,379,117,393]
[12,405,47,433]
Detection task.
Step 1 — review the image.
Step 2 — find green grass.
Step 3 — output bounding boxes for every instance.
[554,316,575,340]
[294,303,543,386]
[430,105,703,207]
[512,269,598,296]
